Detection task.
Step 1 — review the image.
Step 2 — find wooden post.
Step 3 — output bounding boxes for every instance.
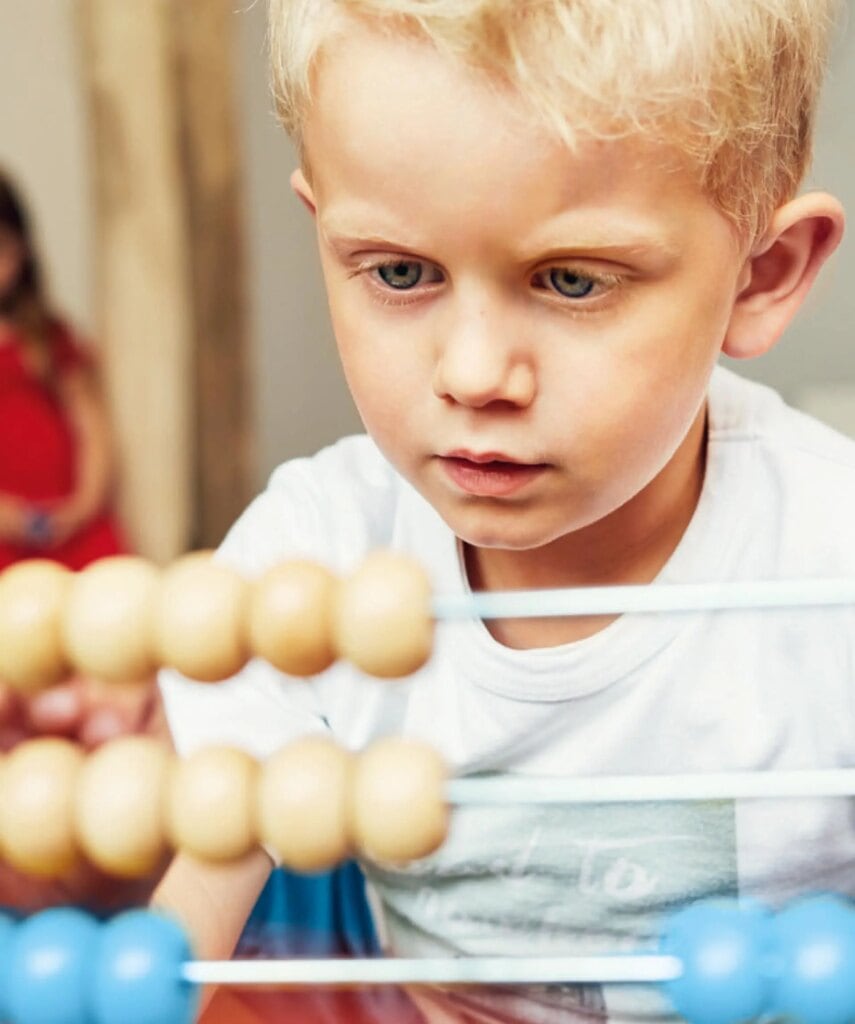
[77,0,252,562]
[172,0,253,550]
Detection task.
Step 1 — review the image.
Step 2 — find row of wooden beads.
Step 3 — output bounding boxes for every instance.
[0,550,434,692]
[0,734,449,880]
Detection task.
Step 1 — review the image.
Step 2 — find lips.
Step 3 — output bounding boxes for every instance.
[439,450,548,497]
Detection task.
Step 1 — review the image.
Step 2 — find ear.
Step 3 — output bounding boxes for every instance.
[723,192,845,359]
[290,168,317,217]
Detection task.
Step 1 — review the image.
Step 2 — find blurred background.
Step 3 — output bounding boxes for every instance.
[0,0,852,563]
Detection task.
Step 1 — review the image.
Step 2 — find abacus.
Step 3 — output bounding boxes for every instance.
[2,549,855,688]
[2,895,855,1024]
[8,732,855,883]
[2,550,855,1024]
[0,733,447,878]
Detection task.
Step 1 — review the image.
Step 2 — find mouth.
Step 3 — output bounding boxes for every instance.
[438,450,549,497]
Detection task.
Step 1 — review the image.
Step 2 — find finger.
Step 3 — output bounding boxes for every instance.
[78,676,159,748]
[78,704,134,749]
[24,680,85,736]
[81,675,154,717]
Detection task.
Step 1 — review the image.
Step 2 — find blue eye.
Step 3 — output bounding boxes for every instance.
[548,268,596,298]
[377,261,423,289]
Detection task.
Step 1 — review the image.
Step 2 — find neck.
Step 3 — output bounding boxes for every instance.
[464,404,708,647]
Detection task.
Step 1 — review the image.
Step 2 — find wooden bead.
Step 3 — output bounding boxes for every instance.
[62,556,161,682]
[168,746,258,861]
[0,560,71,691]
[257,736,353,872]
[350,737,449,864]
[247,561,337,676]
[0,738,84,877]
[75,736,173,878]
[333,551,433,678]
[154,554,248,682]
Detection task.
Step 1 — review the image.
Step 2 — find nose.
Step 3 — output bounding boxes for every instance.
[431,302,536,410]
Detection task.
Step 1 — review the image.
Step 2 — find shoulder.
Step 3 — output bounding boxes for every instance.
[710,365,855,476]
[709,366,855,572]
[217,435,408,575]
[711,366,855,464]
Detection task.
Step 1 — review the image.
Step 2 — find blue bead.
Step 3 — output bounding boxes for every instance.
[91,910,198,1024]
[6,908,99,1024]
[660,900,773,1024]
[768,895,855,1024]
[0,911,18,1022]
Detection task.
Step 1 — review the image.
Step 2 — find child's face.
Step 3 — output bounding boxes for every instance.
[295,24,748,553]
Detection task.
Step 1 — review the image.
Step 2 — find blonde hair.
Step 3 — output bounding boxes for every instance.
[269,0,841,240]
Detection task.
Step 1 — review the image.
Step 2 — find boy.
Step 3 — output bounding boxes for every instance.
[157,1,854,1020]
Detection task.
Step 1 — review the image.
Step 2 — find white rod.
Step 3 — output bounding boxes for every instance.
[446,768,855,806]
[182,954,681,987]
[433,578,855,621]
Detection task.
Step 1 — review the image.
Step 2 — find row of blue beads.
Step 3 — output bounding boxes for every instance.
[0,907,198,1024]
[661,895,855,1024]
[4,894,855,1024]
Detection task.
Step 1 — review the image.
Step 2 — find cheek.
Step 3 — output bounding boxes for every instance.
[618,275,730,397]
[331,316,417,442]
[605,337,712,479]
[545,309,714,476]
[326,284,429,429]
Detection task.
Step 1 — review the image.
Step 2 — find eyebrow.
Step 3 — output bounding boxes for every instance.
[321,222,427,255]
[321,218,681,265]
[521,218,682,263]
[536,239,681,267]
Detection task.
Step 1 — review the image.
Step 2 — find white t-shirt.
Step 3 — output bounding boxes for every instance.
[160,366,855,1023]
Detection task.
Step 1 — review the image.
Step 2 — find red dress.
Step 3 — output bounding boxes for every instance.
[0,323,128,570]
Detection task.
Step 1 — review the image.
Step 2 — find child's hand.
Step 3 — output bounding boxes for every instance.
[0,844,169,916]
[0,674,170,913]
[0,672,165,751]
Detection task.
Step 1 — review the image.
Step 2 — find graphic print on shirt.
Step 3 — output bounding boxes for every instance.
[368,794,738,1022]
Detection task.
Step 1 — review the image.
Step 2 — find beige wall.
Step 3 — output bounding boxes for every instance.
[236,2,361,487]
[0,0,93,335]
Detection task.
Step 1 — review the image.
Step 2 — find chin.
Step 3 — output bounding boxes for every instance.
[444,504,572,552]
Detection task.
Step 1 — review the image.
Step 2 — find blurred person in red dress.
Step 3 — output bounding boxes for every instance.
[0,170,158,768]
[0,168,128,571]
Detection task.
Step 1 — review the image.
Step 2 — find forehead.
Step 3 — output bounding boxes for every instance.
[304,21,724,253]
